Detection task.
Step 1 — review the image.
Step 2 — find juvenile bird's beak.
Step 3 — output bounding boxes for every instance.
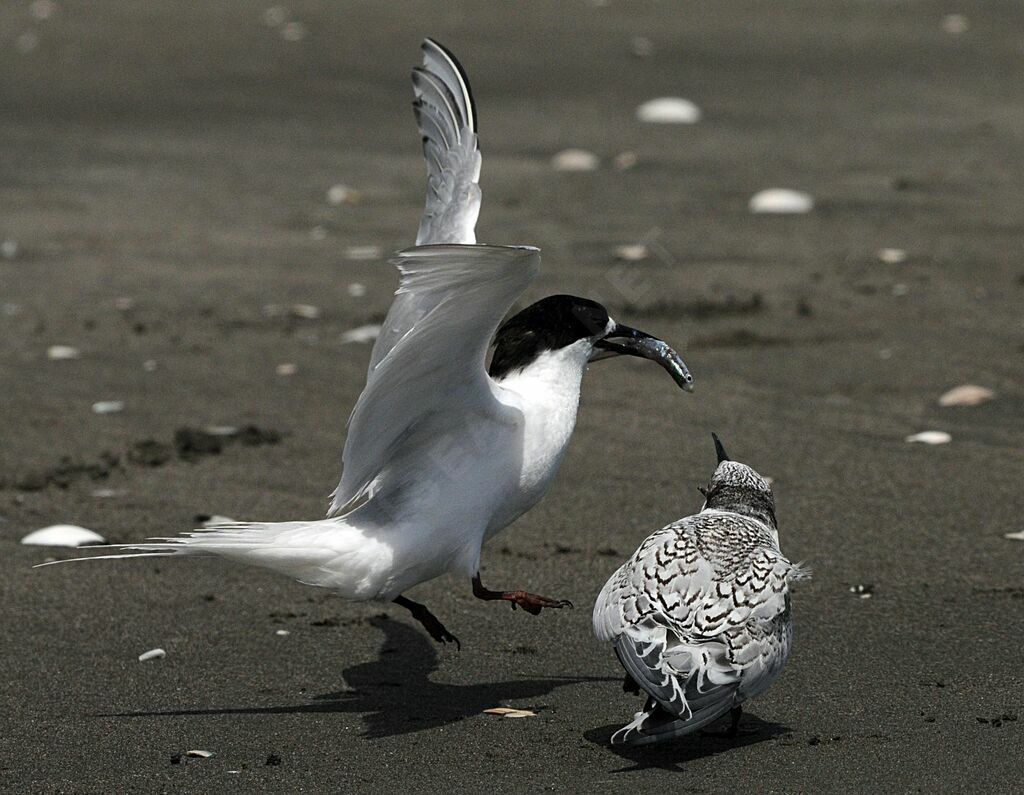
[590,323,694,391]
[712,432,730,463]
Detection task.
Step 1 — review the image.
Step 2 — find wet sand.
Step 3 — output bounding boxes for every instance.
[2,1,1023,790]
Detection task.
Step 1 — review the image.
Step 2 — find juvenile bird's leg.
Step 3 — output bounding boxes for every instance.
[393,595,460,649]
[471,574,573,615]
[728,705,742,738]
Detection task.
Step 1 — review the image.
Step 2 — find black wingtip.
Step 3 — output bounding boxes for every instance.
[711,432,730,463]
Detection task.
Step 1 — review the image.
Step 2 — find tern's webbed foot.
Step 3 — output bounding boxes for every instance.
[393,595,461,650]
[471,574,573,615]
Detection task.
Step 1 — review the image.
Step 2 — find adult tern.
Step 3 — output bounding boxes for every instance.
[43,39,693,647]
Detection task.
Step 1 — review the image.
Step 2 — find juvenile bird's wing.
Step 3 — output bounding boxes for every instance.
[329,244,539,516]
[368,38,482,373]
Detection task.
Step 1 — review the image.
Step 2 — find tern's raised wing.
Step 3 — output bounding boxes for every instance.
[414,38,480,248]
[329,244,539,516]
[367,40,483,374]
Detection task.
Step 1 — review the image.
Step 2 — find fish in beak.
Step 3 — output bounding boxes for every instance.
[589,323,694,391]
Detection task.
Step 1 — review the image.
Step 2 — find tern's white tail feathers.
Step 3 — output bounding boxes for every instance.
[36,520,396,600]
[413,38,481,246]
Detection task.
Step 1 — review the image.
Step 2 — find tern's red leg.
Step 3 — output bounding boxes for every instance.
[393,595,460,649]
[471,574,573,615]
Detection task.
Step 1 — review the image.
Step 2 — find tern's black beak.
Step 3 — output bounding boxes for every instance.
[712,432,730,463]
[590,323,694,391]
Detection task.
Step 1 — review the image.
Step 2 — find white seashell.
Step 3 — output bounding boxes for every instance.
[942,14,968,34]
[341,324,382,344]
[47,345,80,360]
[614,244,649,262]
[276,363,297,376]
[138,648,166,662]
[345,245,383,261]
[203,425,238,437]
[749,189,814,214]
[327,184,360,205]
[938,385,994,407]
[551,149,599,172]
[186,750,214,759]
[90,488,122,498]
[877,248,906,264]
[636,97,701,124]
[347,283,367,298]
[22,524,106,547]
[290,303,320,319]
[1004,530,1024,541]
[92,400,124,414]
[275,629,291,636]
[905,431,952,445]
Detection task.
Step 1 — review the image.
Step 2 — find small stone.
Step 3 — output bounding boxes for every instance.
[2,302,22,316]
[90,488,122,498]
[16,32,38,54]
[878,348,893,360]
[630,36,654,58]
[203,425,239,437]
[138,648,166,662]
[551,149,599,172]
[281,21,306,41]
[47,345,80,360]
[848,584,874,599]
[327,184,360,205]
[276,363,297,376]
[114,296,135,311]
[942,13,968,34]
[275,629,290,636]
[341,324,382,344]
[938,385,994,407]
[143,359,158,372]
[30,0,56,20]
[613,151,638,170]
[636,97,701,124]
[310,225,327,241]
[347,283,367,298]
[749,189,814,214]
[344,245,383,261]
[905,431,952,445]
[262,5,288,26]
[892,283,909,297]
[186,750,214,759]
[1,239,18,259]
[877,248,907,264]
[92,400,124,415]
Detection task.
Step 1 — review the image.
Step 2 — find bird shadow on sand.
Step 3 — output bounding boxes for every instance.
[102,616,604,739]
[584,714,790,773]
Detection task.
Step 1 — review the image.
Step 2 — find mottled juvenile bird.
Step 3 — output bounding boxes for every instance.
[593,435,807,745]
[41,40,693,647]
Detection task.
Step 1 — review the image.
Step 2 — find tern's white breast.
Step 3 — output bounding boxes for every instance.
[488,341,591,533]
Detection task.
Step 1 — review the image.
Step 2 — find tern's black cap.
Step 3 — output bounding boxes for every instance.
[489,295,609,378]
